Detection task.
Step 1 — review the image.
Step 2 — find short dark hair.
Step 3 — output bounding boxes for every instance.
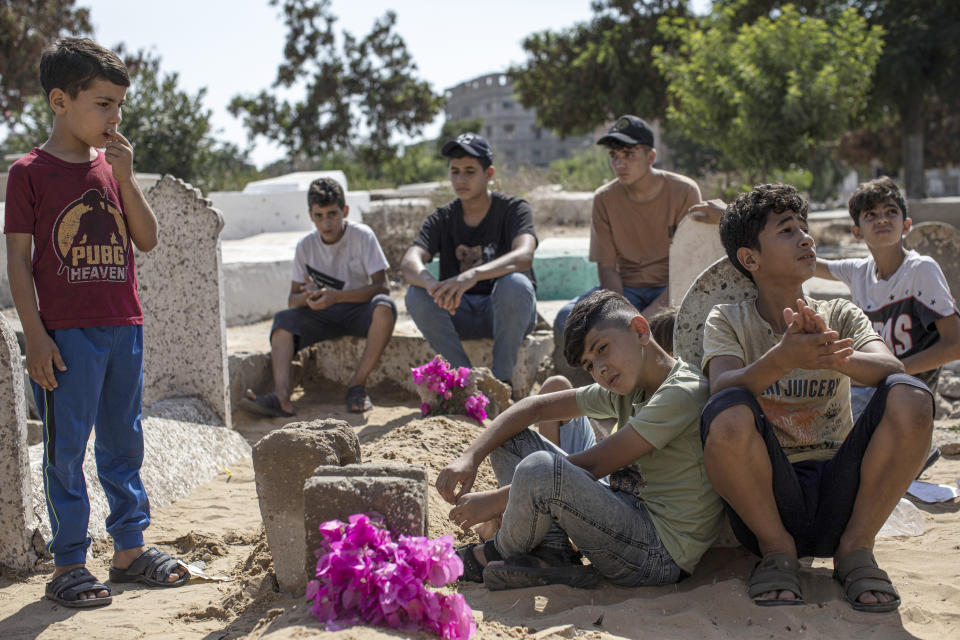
[720,183,808,281]
[40,38,129,100]
[598,140,651,154]
[563,290,639,367]
[848,176,907,226]
[445,147,492,171]
[307,177,346,210]
[648,306,677,356]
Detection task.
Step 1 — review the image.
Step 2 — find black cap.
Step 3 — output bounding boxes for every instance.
[441,132,494,164]
[596,115,655,147]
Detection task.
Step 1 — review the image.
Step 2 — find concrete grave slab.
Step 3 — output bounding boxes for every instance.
[669,217,725,307]
[674,257,757,368]
[252,419,360,594]
[27,414,250,549]
[0,313,37,570]
[905,221,960,302]
[140,176,231,428]
[304,463,428,585]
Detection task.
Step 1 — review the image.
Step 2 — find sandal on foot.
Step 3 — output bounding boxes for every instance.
[455,540,502,583]
[240,392,294,418]
[748,553,805,606]
[110,547,190,588]
[833,549,901,613]
[46,567,112,608]
[346,385,372,413]
[482,550,599,591]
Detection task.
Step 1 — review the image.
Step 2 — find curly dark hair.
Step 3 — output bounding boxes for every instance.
[307,177,346,210]
[40,38,129,100]
[847,176,906,226]
[720,183,808,282]
[563,290,639,367]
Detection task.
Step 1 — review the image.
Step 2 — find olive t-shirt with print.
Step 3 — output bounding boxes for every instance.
[702,297,883,462]
[575,359,723,574]
[412,191,537,296]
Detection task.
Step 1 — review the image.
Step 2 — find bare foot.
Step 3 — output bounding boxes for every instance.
[51,564,108,600]
[113,546,187,584]
[449,487,509,531]
[474,517,502,541]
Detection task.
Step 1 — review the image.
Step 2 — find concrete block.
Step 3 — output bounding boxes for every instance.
[252,419,360,594]
[669,216,725,307]
[363,198,432,271]
[533,237,598,301]
[905,197,960,226]
[0,312,37,570]
[675,257,756,368]
[228,350,272,409]
[528,191,593,227]
[140,176,231,428]
[304,463,428,583]
[905,221,960,303]
[27,412,251,547]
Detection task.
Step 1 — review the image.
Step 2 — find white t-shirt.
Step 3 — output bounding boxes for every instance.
[291,221,389,291]
[828,249,957,385]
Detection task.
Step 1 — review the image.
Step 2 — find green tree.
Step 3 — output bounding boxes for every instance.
[510,1,691,137]
[654,4,883,184]
[0,0,91,117]
[230,0,444,167]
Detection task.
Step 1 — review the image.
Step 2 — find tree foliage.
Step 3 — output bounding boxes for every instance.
[509,1,691,137]
[0,0,92,117]
[654,4,883,184]
[229,0,444,166]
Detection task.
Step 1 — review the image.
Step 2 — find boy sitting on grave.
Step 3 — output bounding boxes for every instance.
[400,133,537,389]
[701,183,933,611]
[5,37,188,608]
[243,177,396,415]
[814,176,960,422]
[436,290,722,590]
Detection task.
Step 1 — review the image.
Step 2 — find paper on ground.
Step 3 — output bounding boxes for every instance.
[907,480,960,503]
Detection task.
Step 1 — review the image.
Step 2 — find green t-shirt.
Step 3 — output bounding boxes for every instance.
[575,359,723,574]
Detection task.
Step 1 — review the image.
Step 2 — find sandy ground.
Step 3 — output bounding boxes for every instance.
[2,379,959,640]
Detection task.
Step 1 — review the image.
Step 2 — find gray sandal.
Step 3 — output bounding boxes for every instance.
[748,553,805,606]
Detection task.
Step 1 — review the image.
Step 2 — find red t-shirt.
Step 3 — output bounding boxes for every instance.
[4,148,143,330]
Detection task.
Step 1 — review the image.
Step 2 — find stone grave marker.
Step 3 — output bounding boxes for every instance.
[669,216,726,307]
[139,176,231,427]
[674,257,757,368]
[0,313,37,570]
[904,222,960,303]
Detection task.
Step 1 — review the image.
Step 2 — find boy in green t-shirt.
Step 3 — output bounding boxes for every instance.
[701,184,933,612]
[436,290,722,590]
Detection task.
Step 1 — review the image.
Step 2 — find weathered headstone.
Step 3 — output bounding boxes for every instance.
[904,221,960,302]
[0,313,38,570]
[304,463,428,586]
[139,176,231,427]
[674,257,757,368]
[252,419,360,593]
[669,216,726,307]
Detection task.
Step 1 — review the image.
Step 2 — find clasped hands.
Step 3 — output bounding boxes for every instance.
[428,269,479,315]
[777,298,854,371]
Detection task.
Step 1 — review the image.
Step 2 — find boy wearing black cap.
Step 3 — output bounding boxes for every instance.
[555,115,716,336]
[401,133,538,386]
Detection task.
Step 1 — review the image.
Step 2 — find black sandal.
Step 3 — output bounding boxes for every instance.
[346,385,372,413]
[46,567,112,608]
[455,540,502,583]
[109,547,190,588]
[482,548,599,591]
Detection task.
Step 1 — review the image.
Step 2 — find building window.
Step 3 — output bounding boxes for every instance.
[486,102,492,112]
[485,126,492,136]
[462,107,471,117]
[533,127,542,140]
[503,101,513,109]
[504,124,515,135]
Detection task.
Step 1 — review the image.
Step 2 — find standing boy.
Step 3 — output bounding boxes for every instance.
[5,38,188,608]
[701,184,933,611]
[814,176,960,419]
[554,115,716,336]
[401,133,537,387]
[243,177,396,415]
[436,290,722,590]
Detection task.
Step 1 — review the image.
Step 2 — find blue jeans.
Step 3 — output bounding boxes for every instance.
[554,284,666,338]
[405,273,537,381]
[489,429,684,586]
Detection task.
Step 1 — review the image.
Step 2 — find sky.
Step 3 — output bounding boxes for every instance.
[81,0,608,168]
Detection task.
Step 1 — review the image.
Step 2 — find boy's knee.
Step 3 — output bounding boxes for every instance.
[704,404,757,452]
[492,273,535,303]
[882,383,934,436]
[539,375,573,395]
[404,285,436,315]
[513,450,557,487]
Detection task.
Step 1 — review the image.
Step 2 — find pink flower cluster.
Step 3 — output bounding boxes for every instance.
[412,356,489,422]
[306,513,475,640]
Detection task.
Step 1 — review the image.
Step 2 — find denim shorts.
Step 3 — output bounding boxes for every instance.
[700,373,931,558]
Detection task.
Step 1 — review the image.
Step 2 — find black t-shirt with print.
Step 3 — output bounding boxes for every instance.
[413,191,537,296]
